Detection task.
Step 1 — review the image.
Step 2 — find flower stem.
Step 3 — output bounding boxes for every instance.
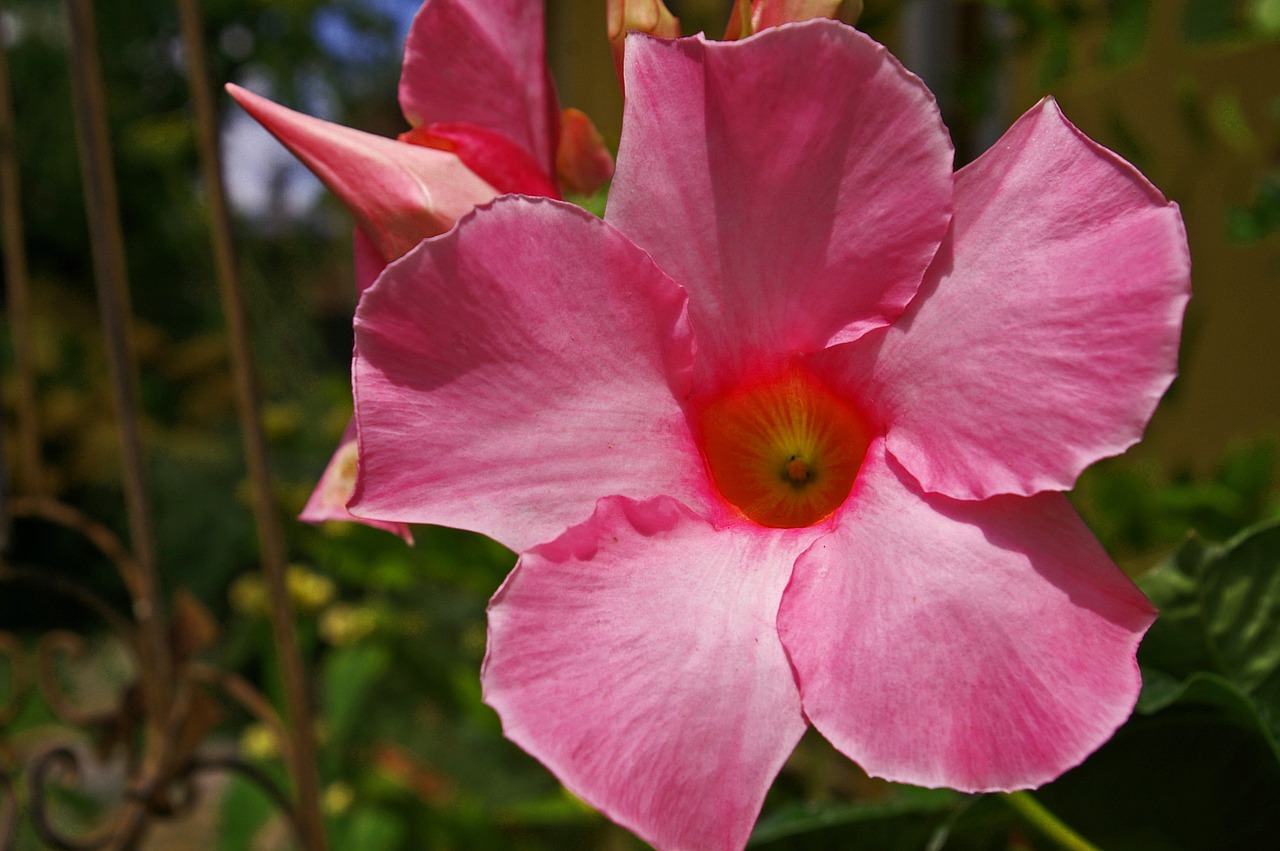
[1001,792,1102,851]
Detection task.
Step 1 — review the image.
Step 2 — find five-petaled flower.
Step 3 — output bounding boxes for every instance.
[350,19,1188,851]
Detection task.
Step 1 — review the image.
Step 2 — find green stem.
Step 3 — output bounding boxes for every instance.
[1001,792,1103,851]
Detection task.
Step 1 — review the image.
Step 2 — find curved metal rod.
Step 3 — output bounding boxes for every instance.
[124,673,195,809]
[0,565,142,731]
[185,663,295,769]
[0,631,31,728]
[4,497,144,605]
[35,631,124,729]
[171,0,325,842]
[26,747,117,851]
[1,766,17,851]
[183,754,308,844]
[0,0,45,497]
[0,563,136,642]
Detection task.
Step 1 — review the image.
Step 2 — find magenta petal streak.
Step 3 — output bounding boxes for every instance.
[484,496,808,851]
[779,440,1155,791]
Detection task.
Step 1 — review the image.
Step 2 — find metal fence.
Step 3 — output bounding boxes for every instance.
[1,0,326,846]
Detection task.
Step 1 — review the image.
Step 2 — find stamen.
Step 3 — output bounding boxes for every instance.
[695,363,873,528]
[785,457,812,485]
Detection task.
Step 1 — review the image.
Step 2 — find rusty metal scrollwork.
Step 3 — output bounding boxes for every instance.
[1,502,314,849]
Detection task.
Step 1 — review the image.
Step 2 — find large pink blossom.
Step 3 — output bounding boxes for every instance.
[351,20,1188,851]
[228,0,613,539]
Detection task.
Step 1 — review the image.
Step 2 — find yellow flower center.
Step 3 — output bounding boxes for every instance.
[695,363,873,528]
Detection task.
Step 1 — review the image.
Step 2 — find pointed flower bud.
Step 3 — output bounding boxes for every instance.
[226,84,497,263]
[555,108,615,196]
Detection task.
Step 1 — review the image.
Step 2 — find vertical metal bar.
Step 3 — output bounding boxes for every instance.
[0,0,44,497]
[901,0,1011,165]
[901,0,959,119]
[62,0,172,759]
[172,1,326,847]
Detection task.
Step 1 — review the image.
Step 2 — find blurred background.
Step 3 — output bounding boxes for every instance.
[1,0,1278,849]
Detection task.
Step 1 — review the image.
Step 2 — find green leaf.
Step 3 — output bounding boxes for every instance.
[1140,520,1280,739]
[1038,22,1072,87]
[1229,173,1280,243]
[1138,670,1280,761]
[332,806,406,851]
[1182,0,1245,43]
[217,768,279,851]
[566,186,610,218]
[748,786,960,846]
[1102,0,1150,65]
[1254,0,1280,34]
[322,643,392,746]
[1037,697,1280,850]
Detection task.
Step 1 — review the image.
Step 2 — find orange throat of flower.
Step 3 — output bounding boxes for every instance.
[695,363,874,529]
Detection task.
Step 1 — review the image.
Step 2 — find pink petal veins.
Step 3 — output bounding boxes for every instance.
[351,196,707,553]
[779,440,1155,791]
[484,496,807,851]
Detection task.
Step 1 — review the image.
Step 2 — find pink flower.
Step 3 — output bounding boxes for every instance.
[228,0,614,539]
[351,21,1188,851]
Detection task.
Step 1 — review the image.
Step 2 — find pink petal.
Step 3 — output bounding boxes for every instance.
[351,196,708,553]
[399,122,560,199]
[299,420,413,544]
[399,0,559,181]
[225,83,498,263]
[827,98,1190,500]
[483,496,807,851]
[607,22,952,388]
[778,440,1155,791]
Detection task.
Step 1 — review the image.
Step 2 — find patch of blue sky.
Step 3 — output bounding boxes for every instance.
[312,0,422,66]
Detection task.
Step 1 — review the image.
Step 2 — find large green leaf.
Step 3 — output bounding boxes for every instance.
[1037,695,1280,850]
[1139,519,1280,739]
[748,786,961,848]
[1031,521,1280,848]
[217,768,281,851]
